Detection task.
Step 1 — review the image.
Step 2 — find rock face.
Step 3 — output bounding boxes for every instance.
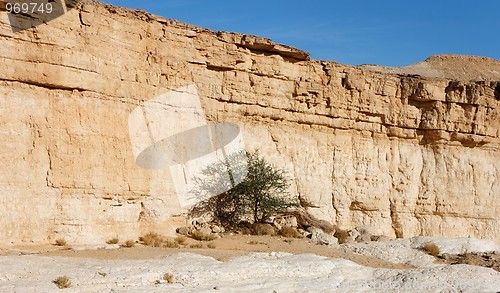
[0,2,498,244]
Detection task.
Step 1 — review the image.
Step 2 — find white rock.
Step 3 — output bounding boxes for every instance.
[411,236,500,254]
[0,252,498,292]
[310,230,338,246]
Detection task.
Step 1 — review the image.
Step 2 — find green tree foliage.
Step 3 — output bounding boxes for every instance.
[190,151,299,227]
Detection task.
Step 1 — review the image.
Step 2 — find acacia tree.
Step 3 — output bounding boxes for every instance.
[190,151,298,227]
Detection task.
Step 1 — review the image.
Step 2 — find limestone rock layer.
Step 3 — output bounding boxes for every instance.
[0,2,498,244]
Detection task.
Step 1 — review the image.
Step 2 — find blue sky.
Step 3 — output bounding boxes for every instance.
[103,1,500,66]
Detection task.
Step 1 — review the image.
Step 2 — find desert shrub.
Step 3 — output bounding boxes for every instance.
[53,276,71,289]
[240,227,252,235]
[423,242,440,257]
[252,223,277,236]
[163,240,180,248]
[190,151,299,228]
[190,230,217,241]
[207,242,216,249]
[163,273,174,284]
[106,237,119,245]
[279,226,302,238]
[55,238,67,247]
[174,236,187,245]
[189,243,203,249]
[141,232,163,247]
[124,240,135,248]
[334,228,350,244]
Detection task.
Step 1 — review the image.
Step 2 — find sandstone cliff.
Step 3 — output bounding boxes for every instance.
[0,2,498,244]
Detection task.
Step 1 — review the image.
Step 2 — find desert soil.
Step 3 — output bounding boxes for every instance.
[4,234,499,271]
[34,234,414,269]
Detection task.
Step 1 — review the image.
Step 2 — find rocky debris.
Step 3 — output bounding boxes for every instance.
[307,227,339,246]
[348,226,373,243]
[189,214,214,230]
[371,235,391,242]
[355,233,372,243]
[411,236,500,255]
[177,216,223,240]
[272,215,298,230]
[341,236,500,270]
[290,209,336,234]
[439,252,500,272]
[297,228,311,238]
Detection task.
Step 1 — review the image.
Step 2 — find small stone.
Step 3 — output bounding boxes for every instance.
[211,225,221,233]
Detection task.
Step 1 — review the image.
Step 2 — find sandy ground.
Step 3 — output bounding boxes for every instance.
[31,235,414,269]
[1,235,499,292]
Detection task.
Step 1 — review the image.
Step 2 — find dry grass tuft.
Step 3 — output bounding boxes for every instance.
[106,237,119,245]
[240,227,252,235]
[53,276,71,289]
[207,242,216,249]
[189,243,203,249]
[423,242,440,257]
[55,238,67,247]
[162,240,180,248]
[279,226,302,238]
[248,240,267,245]
[140,232,164,247]
[174,236,187,245]
[163,273,174,284]
[334,228,350,244]
[124,240,135,248]
[252,223,277,236]
[190,230,217,241]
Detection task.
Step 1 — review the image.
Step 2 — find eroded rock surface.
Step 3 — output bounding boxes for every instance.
[0,2,498,244]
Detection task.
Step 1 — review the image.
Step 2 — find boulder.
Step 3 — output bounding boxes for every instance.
[197,227,213,236]
[211,225,223,234]
[355,233,372,243]
[176,226,191,235]
[309,228,338,246]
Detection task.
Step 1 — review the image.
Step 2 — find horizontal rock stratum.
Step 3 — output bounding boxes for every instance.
[0,2,499,244]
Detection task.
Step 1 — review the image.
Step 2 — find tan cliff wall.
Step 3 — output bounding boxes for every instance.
[0,2,498,244]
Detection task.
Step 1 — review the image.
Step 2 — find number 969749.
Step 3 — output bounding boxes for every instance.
[6,2,54,14]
